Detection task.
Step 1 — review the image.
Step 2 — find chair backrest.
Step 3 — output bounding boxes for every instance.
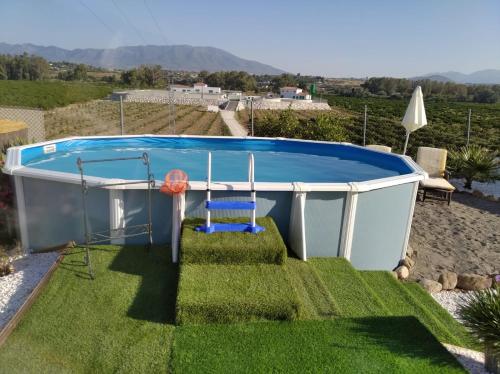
[416,146,447,177]
[366,144,392,153]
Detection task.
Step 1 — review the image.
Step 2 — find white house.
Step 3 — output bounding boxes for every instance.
[170,83,221,94]
[279,86,311,100]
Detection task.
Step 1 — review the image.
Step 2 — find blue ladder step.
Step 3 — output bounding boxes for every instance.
[206,201,256,210]
[195,223,265,234]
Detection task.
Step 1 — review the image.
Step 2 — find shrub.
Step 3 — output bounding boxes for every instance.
[0,138,27,246]
[254,109,348,142]
[449,145,499,189]
[458,284,500,372]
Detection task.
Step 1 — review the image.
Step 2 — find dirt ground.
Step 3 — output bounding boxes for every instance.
[409,191,499,280]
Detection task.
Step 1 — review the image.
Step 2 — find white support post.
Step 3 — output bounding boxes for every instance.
[13,176,29,252]
[206,152,211,229]
[249,153,256,228]
[288,182,307,260]
[109,189,125,245]
[171,191,185,263]
[339,184,359,260]
[400,181,419,260]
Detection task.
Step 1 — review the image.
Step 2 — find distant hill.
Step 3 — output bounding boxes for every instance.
[0,42,286,75]
[412,69,500,84]
[410,74,452,83]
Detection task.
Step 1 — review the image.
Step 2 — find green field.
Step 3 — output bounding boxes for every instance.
[237,96,500,156]
[0,80,113,109]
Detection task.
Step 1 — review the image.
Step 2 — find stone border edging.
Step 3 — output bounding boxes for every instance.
[0,253,64,348]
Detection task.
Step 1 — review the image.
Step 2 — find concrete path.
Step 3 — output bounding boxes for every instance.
[220,110,248,137]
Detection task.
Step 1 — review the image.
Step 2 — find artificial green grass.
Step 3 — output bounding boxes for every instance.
[0,246,177,373]
[176,263,301,324]
[310,258,390,317]
[181,217,287,264]
[172,318,466,374]
[285,257,339,319]
[360,271,478,349]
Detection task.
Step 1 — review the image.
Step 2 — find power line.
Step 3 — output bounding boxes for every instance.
[143,0,168,45]
[78,0,114,34]
[111,0,147,44]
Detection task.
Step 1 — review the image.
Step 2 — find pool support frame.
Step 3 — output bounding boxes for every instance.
[3,135,427,271]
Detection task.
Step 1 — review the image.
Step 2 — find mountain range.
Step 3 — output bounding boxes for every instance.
[412,70,500,84]
[0,42,285,75]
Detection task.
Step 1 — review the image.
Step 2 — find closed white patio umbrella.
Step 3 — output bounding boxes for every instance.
[402,86,427,154]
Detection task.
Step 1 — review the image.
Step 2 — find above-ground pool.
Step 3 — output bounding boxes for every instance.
[4,135,426,270]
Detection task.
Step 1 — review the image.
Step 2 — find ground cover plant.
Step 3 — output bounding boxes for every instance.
[176,263,301,324]
[0,246,177,373]
[0,80,112,109]
[172,318,466,374]
[181,217,287,264]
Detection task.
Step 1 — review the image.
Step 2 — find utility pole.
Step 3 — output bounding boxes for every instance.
[250,98,254,136]
[363,105,367,146]
[169,76,176,134]
[466,108,471,146]
[119,94,124,135]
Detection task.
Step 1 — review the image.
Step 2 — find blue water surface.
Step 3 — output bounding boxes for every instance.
[21,137,413,183]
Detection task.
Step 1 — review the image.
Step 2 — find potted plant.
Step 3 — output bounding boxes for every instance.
[448,145,499,189]
[458,278,500,373]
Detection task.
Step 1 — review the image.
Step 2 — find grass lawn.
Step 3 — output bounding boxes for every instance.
[172,318,466,374]
[176,263,301,324]
[360,271,478,349]
[0,246,177,373]
[181,217,287,265]
[310,258,390,317]
[0,246,474,372]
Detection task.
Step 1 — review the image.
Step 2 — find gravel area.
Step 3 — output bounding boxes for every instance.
[0,252,59,330]
[444,344,490,374]
[433,291,493,373]
[432,290,469,320]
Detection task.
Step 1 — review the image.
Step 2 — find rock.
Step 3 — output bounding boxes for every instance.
[420,278,443,293]
[391,271,398,279]
[395,265,409,280]
[7,263,14,275]
[399,256,415,270]
[438,272,458,290]
[457,273,492,291]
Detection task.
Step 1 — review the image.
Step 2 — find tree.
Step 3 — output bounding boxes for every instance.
[271,74,298,92]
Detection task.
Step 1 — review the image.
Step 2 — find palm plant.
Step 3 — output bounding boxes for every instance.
[448,145,499,189]
[458,283,500,373]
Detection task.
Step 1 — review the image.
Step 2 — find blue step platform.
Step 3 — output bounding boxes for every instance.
[206,201,256,210]
[195,222,265,234]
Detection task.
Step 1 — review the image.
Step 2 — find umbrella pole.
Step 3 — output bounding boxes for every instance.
[403,131,410,155]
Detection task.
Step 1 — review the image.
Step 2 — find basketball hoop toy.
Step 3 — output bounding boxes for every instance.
[160,169,189,195]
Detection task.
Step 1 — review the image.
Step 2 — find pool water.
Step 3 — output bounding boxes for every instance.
[22,137,412,183]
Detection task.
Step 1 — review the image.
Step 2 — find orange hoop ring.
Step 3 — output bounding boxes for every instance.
[160,169,188,196]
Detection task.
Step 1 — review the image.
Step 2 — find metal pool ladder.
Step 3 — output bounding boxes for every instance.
[77,153,154,279]
[195,152,264,234]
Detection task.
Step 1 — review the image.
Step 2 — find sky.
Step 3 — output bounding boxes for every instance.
[0,0,499,77]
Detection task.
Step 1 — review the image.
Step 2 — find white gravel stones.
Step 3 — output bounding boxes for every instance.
[432,290,467,320]
[432,291,491,373]
[0,252,59,329]
[444,344,489,374]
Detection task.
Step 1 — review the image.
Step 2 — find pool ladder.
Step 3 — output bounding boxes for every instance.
[195,152,264,234]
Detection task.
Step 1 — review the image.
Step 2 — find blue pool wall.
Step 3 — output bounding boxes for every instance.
[19,176,415,271]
